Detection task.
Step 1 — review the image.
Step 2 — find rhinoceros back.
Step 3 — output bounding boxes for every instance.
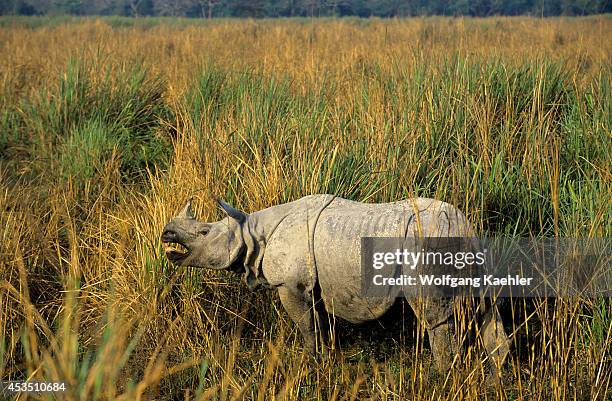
[311,196,474,323]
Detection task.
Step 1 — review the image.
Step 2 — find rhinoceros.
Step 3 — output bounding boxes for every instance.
[161,194,509,372]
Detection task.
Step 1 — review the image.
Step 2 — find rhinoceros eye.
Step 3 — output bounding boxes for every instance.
[199,227,210,236]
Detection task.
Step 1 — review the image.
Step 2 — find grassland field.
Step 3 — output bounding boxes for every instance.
[0,15,611,401]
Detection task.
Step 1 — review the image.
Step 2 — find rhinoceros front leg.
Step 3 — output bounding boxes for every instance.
[277,285,316,356]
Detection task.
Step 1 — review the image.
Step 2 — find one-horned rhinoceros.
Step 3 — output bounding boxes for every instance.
[161,194,509,372]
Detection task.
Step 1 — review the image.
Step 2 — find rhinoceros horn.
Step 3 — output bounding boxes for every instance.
[177,198,194,219]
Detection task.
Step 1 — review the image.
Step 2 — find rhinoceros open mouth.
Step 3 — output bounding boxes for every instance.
[162,241,190,260]
[161,230,190,261]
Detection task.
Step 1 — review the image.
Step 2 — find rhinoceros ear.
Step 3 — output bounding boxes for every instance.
[177,198,195,219]
[216,198,246,223]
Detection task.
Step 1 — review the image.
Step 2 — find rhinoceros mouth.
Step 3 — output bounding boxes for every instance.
[162,241,190,261]
[161,230,190,261]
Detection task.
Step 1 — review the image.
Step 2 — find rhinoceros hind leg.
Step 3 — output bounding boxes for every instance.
[481,308,509,377]
[428,323,458,372]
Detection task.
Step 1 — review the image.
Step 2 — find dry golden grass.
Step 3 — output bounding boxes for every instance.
[0,16,611,401]
[1,17,610,102]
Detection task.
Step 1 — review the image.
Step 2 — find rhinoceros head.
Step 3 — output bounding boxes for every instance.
[161,198,246,270]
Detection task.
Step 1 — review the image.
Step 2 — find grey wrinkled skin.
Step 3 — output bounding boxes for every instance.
[161,195,509,374]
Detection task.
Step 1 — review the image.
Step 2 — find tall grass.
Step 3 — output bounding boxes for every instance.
[0,17,611,400]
